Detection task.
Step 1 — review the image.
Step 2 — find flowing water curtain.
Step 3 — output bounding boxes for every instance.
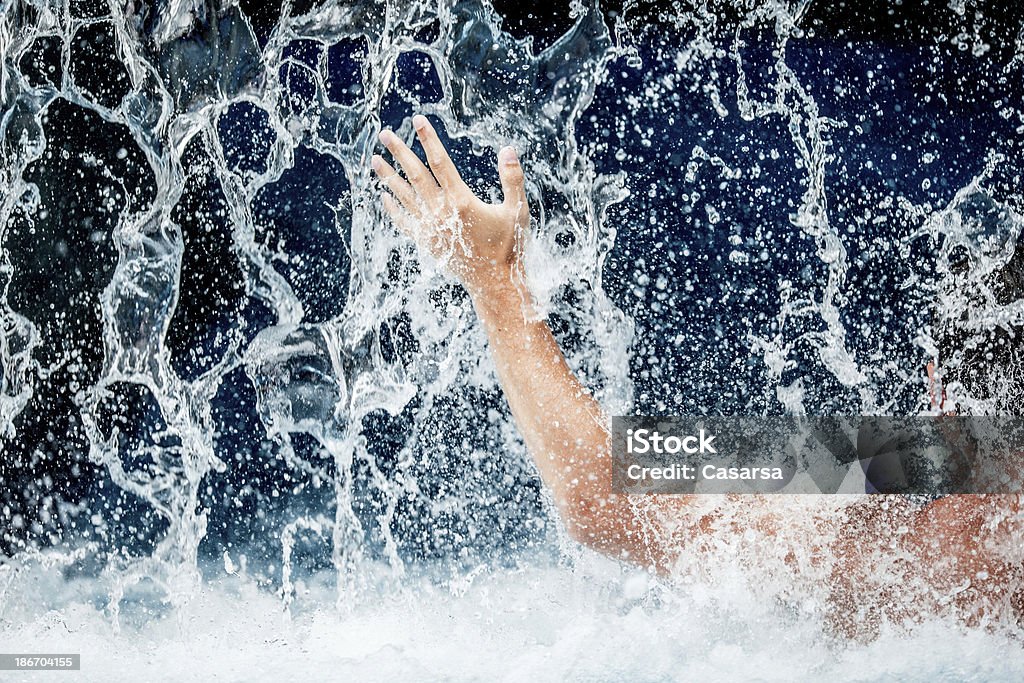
[0,0,636,613]
[1,0,1021,636]
[264,0,636,602]
[0,0,849,615]
[619,0,865,415]
[0,0,270,624]
[613,0,1021,417]
[614,2,1021,591]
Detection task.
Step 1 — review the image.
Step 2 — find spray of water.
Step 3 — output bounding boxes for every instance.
[1,0,1023,661]
[0,0,634,619]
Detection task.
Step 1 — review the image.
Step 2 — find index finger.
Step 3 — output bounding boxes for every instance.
[412,114,465,194]
[379,128,440,203]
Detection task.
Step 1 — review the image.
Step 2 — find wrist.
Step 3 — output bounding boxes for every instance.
[467,265,533,322]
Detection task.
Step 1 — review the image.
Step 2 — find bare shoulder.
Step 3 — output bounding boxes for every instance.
[909,494,1023,624]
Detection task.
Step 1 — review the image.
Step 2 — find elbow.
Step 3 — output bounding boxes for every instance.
[557,490,670,573]
[558,492,630,555]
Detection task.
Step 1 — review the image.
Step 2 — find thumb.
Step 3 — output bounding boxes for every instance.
[498,146,527,213]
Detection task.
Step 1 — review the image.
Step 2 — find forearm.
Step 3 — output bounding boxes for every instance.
[472,279,606,494]
[471,277,662,563]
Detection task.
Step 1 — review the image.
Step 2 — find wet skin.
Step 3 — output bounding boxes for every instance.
[372,114,1023,636]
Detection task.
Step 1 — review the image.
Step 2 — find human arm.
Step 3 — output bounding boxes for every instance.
[371,115,673,568]
[370,116,1022,616]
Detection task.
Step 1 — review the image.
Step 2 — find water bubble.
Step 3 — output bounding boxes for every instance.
[706,205,721,224]
[728,250,749,264]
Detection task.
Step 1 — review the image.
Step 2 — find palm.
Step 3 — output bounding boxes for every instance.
[371,115,528,292]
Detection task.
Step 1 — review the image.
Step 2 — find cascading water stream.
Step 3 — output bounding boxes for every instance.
[1,0,1023,678]
[1,0,637,615]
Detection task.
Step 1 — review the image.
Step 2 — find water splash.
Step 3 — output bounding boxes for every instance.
[0,0,633,615]
[1,0,1022,662]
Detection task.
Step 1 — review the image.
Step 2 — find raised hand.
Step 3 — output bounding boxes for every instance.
[371,115,529,298]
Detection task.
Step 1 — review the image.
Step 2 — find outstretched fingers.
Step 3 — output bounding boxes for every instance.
[412,115,465,195]
[380,186,447,257]
[380,189,432,248]
[378,129,441,206]
[380,193,407,232]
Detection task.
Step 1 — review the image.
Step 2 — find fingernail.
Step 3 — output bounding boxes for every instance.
[378,129,393,145]
[412,115,427,131]
[499,146,519,166]
[371,155,382,172]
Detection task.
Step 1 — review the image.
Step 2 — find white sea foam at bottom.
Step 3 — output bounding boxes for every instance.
[2,552,1023,683]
